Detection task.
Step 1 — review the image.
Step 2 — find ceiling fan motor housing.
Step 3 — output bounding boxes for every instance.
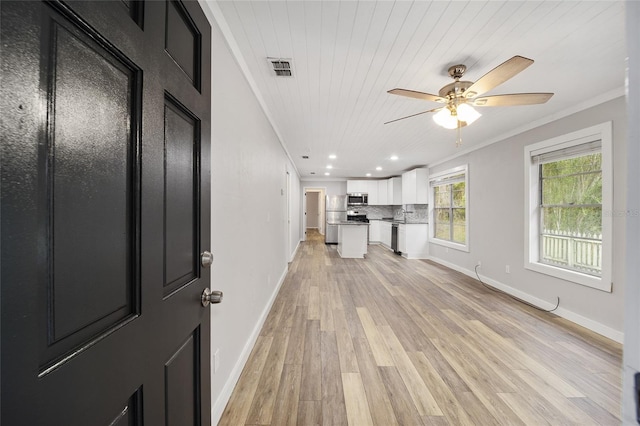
[439,80,474,100]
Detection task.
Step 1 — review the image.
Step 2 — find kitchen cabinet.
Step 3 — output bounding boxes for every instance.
[367,181,379,205]
[337,223,369,258]
[377,180,388,205]
[398,223,429,259]
[369,220,381,242]
[379,221,392,248]
[402,168,428,205]
[398,224,406,253]
[347,178,403,206]
[387,177,402,205]
[347,180,369,193]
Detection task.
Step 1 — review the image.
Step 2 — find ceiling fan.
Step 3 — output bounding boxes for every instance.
[385,55,553,143]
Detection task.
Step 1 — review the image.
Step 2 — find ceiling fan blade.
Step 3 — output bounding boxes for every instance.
[464,56,534,98]
[388,88,446,103]
[384,107,442,124]
[472,93,554,107]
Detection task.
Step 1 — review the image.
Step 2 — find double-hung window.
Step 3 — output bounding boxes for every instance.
[429,165,468,251]
[524,123,612,291]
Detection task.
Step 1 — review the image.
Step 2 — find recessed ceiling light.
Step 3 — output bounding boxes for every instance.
[366,173,371,177]
[324,172,330,176]
[376,166,382,171]
[329,154,336,159]
[326,165,333,169]
[390,155,398,161]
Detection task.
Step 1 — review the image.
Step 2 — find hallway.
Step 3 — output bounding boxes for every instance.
[219,229,622,425]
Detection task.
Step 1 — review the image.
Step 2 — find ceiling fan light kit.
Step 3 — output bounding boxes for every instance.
[456,103,481,124]
[433,107,459,129]
[387,55,553,145]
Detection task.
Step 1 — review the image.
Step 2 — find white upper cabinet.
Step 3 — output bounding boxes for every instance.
[402,168,428,204]
[387,177,402,205]
[376,180,388,205]
[346,178,403,205]
[346,180,367,193]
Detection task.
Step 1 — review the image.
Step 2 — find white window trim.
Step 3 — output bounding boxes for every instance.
[429,164,469,252]
[524,122,612,292]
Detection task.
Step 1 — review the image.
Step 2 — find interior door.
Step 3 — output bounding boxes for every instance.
[0,1,212,424]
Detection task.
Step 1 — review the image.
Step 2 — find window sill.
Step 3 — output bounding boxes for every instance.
[430,238,469,253]
[525,261,611,292]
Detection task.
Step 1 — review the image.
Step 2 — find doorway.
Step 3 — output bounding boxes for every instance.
[302,187,325,241]
[306,191,320,230]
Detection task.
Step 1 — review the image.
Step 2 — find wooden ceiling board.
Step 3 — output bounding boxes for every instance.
[212,0,626,179]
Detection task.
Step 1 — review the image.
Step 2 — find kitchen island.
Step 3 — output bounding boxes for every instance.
[329,221,369,258]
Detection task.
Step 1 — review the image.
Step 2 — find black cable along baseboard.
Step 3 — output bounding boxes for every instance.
[474,265,560,313]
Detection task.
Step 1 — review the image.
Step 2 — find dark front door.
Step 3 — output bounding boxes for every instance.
[1,1,212,424]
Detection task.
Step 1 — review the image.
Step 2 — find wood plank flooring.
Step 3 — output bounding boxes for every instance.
[219,230,622,425]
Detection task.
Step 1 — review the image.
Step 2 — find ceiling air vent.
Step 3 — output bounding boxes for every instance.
[268,58,293,77]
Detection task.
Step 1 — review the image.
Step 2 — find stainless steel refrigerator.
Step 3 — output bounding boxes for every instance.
[325,195,347,244]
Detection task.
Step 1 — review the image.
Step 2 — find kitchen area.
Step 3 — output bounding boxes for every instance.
[322,168,430,259]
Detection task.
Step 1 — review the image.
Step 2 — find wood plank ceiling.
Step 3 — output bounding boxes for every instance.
[211,1,626,179]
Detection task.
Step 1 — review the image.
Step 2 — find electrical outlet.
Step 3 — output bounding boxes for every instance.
[506,265,510,273]
[214,349,220,374]
[476,261,481,268]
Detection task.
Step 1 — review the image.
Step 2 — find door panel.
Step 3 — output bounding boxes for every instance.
[109,388,143,426]
[1,1,212,424]
[120,0,145,28]
[165,0,200,88]
[165,328,201,426]
[164,95,199,296]
[41,6,142,368]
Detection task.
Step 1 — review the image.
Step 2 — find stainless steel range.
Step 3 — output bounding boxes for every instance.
[347,211,370,243]
[347,211,369,223]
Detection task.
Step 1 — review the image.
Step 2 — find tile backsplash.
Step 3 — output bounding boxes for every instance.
[394,204,428,223]
[353,205,394,219]
[355,204,429,223]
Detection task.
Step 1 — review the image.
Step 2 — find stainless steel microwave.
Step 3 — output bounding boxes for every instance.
[347,193,368,206]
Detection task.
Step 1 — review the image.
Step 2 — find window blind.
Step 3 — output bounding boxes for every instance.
[430,172,465,186]
[532,140,601,164]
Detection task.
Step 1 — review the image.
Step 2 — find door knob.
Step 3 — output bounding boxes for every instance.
[201,288,223,307]
[201,251,213,267]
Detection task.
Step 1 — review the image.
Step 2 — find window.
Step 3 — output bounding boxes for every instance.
[524,122,612,291]
[430,165,468,251]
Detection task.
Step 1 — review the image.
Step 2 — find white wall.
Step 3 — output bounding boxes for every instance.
[429,97,627,341]
[289,172,302,261]
[302,179,347,197]
[623,1,640,423]
[204,9,302,423]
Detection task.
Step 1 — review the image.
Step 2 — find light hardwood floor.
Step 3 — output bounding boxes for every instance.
[219,229,622,425]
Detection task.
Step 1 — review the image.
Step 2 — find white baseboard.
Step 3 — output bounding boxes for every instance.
[211,265,289,424]
[290,240,301,262]
[401,252,429,260]
[428,256,624,343]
